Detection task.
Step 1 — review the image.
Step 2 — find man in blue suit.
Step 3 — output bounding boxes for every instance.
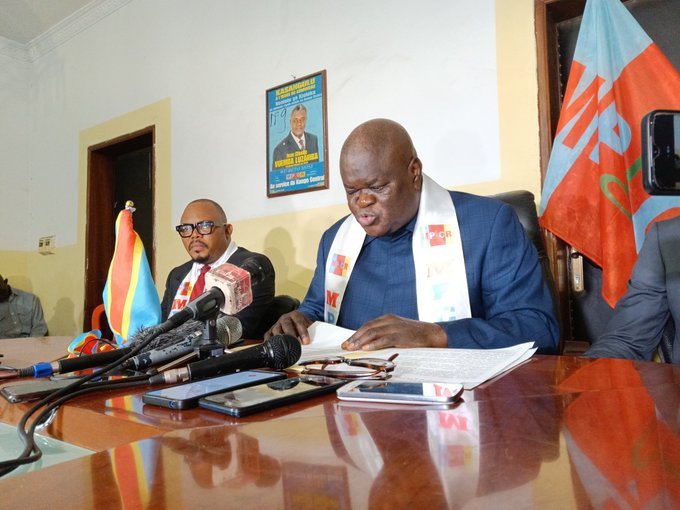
[272,104,319,170]
[266,119,558,353]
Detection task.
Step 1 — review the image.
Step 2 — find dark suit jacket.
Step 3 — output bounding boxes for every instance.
[587,216,680,362]
[160,247,275,340]
[272,131,319,169]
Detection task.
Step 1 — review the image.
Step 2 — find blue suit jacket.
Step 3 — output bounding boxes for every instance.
[298,191,559,353]
[587,216,680,362]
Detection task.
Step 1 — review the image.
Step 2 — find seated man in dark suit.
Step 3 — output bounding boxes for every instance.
[266,119,558,353]
[272,104,319,170]
[161,199,275,339]
[587,215,680,362]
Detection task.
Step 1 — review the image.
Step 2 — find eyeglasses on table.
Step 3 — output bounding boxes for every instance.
[298,353,399,380]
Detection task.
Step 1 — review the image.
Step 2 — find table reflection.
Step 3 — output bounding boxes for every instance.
[160,427,281,489]
[328,373,561,509]
[85,438,165,508]
[559,358,680,508]
[281,461,351,510]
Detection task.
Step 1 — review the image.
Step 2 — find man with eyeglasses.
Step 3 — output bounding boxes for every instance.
[266,119,558,353]
[160,199,275,339]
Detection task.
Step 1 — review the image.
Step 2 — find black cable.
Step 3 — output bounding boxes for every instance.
[0,326,164,477]
[1,371,155,475]
[0,377,151,476]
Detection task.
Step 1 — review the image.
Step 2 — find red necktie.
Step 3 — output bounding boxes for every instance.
[190,264,211,300]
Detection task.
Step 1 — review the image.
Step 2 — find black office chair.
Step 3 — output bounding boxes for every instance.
[491,190,562,350]
[658,318,675,363]
[259,294,301,335]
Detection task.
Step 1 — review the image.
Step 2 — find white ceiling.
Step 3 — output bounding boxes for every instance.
[0,0,92,44]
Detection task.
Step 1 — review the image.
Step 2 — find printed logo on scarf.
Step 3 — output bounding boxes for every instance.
[425,224,453,247]
[330,253,349,276]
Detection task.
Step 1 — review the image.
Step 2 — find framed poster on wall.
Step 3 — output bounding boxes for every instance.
[266,70,329,197]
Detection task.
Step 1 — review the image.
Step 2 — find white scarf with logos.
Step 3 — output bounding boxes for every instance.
[324,174,471,325]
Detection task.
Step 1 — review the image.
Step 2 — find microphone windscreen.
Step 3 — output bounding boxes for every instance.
[127,319,205,351]
[215,315,243,347]
[266,334,302,369]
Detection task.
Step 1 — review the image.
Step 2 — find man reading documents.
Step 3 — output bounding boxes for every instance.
[265,119,558,353]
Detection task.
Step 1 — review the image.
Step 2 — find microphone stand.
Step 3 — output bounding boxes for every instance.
[194,312,225,359]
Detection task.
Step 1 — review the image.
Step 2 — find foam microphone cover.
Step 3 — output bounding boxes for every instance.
[50,324,194,375]
[126,319,207,351]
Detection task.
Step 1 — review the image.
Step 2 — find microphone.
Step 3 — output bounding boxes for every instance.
[205,262,256,314]
[15,317,240,378]
[164,258,270,328]
[149,334,301,385]
[16,347,132,378]
[122,315,242,371]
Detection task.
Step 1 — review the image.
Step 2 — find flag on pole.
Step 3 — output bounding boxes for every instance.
[539,0,680,307]
[103,202,161,346]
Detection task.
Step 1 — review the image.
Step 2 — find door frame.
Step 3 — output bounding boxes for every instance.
[83,126,155,331]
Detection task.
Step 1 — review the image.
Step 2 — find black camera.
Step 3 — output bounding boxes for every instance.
[642,110,680,195]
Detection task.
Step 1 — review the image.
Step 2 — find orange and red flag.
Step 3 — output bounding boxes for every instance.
[539,0,680,306]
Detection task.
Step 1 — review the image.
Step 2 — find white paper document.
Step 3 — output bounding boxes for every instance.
[298,321,536,389]
[299,322,357,362]
[388,343,536,390]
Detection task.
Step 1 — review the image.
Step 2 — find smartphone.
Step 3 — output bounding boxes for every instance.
[1,378,82,403]
[0,374,130,403]
[199,375,346,417]
[642,109,680,195]
[142,370,287,410]
[336,381,464,405]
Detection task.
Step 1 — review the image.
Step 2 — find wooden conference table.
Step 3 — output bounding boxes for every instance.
[0,336,679,508]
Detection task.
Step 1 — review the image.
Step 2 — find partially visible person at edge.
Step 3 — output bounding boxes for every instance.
[0,274,48,338]
[160,199,275,339]
[587,215,680,362]
[265,119,558,353]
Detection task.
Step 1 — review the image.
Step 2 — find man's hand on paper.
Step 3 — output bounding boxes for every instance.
[264,310,314,344]
[265,313,447,352]
[341,314,448,351]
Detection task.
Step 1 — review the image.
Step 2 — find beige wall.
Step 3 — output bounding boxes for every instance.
[494,0,541,197]
[0,0,540,336]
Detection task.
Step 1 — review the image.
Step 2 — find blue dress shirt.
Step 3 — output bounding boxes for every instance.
[298,191,559,353]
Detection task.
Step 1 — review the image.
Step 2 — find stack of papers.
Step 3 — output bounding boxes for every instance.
[297,322,536,390]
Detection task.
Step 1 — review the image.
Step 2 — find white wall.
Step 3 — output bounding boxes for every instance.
[0,0,498,251]
[0,53,31,249]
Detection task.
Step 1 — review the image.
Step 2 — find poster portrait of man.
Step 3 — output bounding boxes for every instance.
[266,71,328,197]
